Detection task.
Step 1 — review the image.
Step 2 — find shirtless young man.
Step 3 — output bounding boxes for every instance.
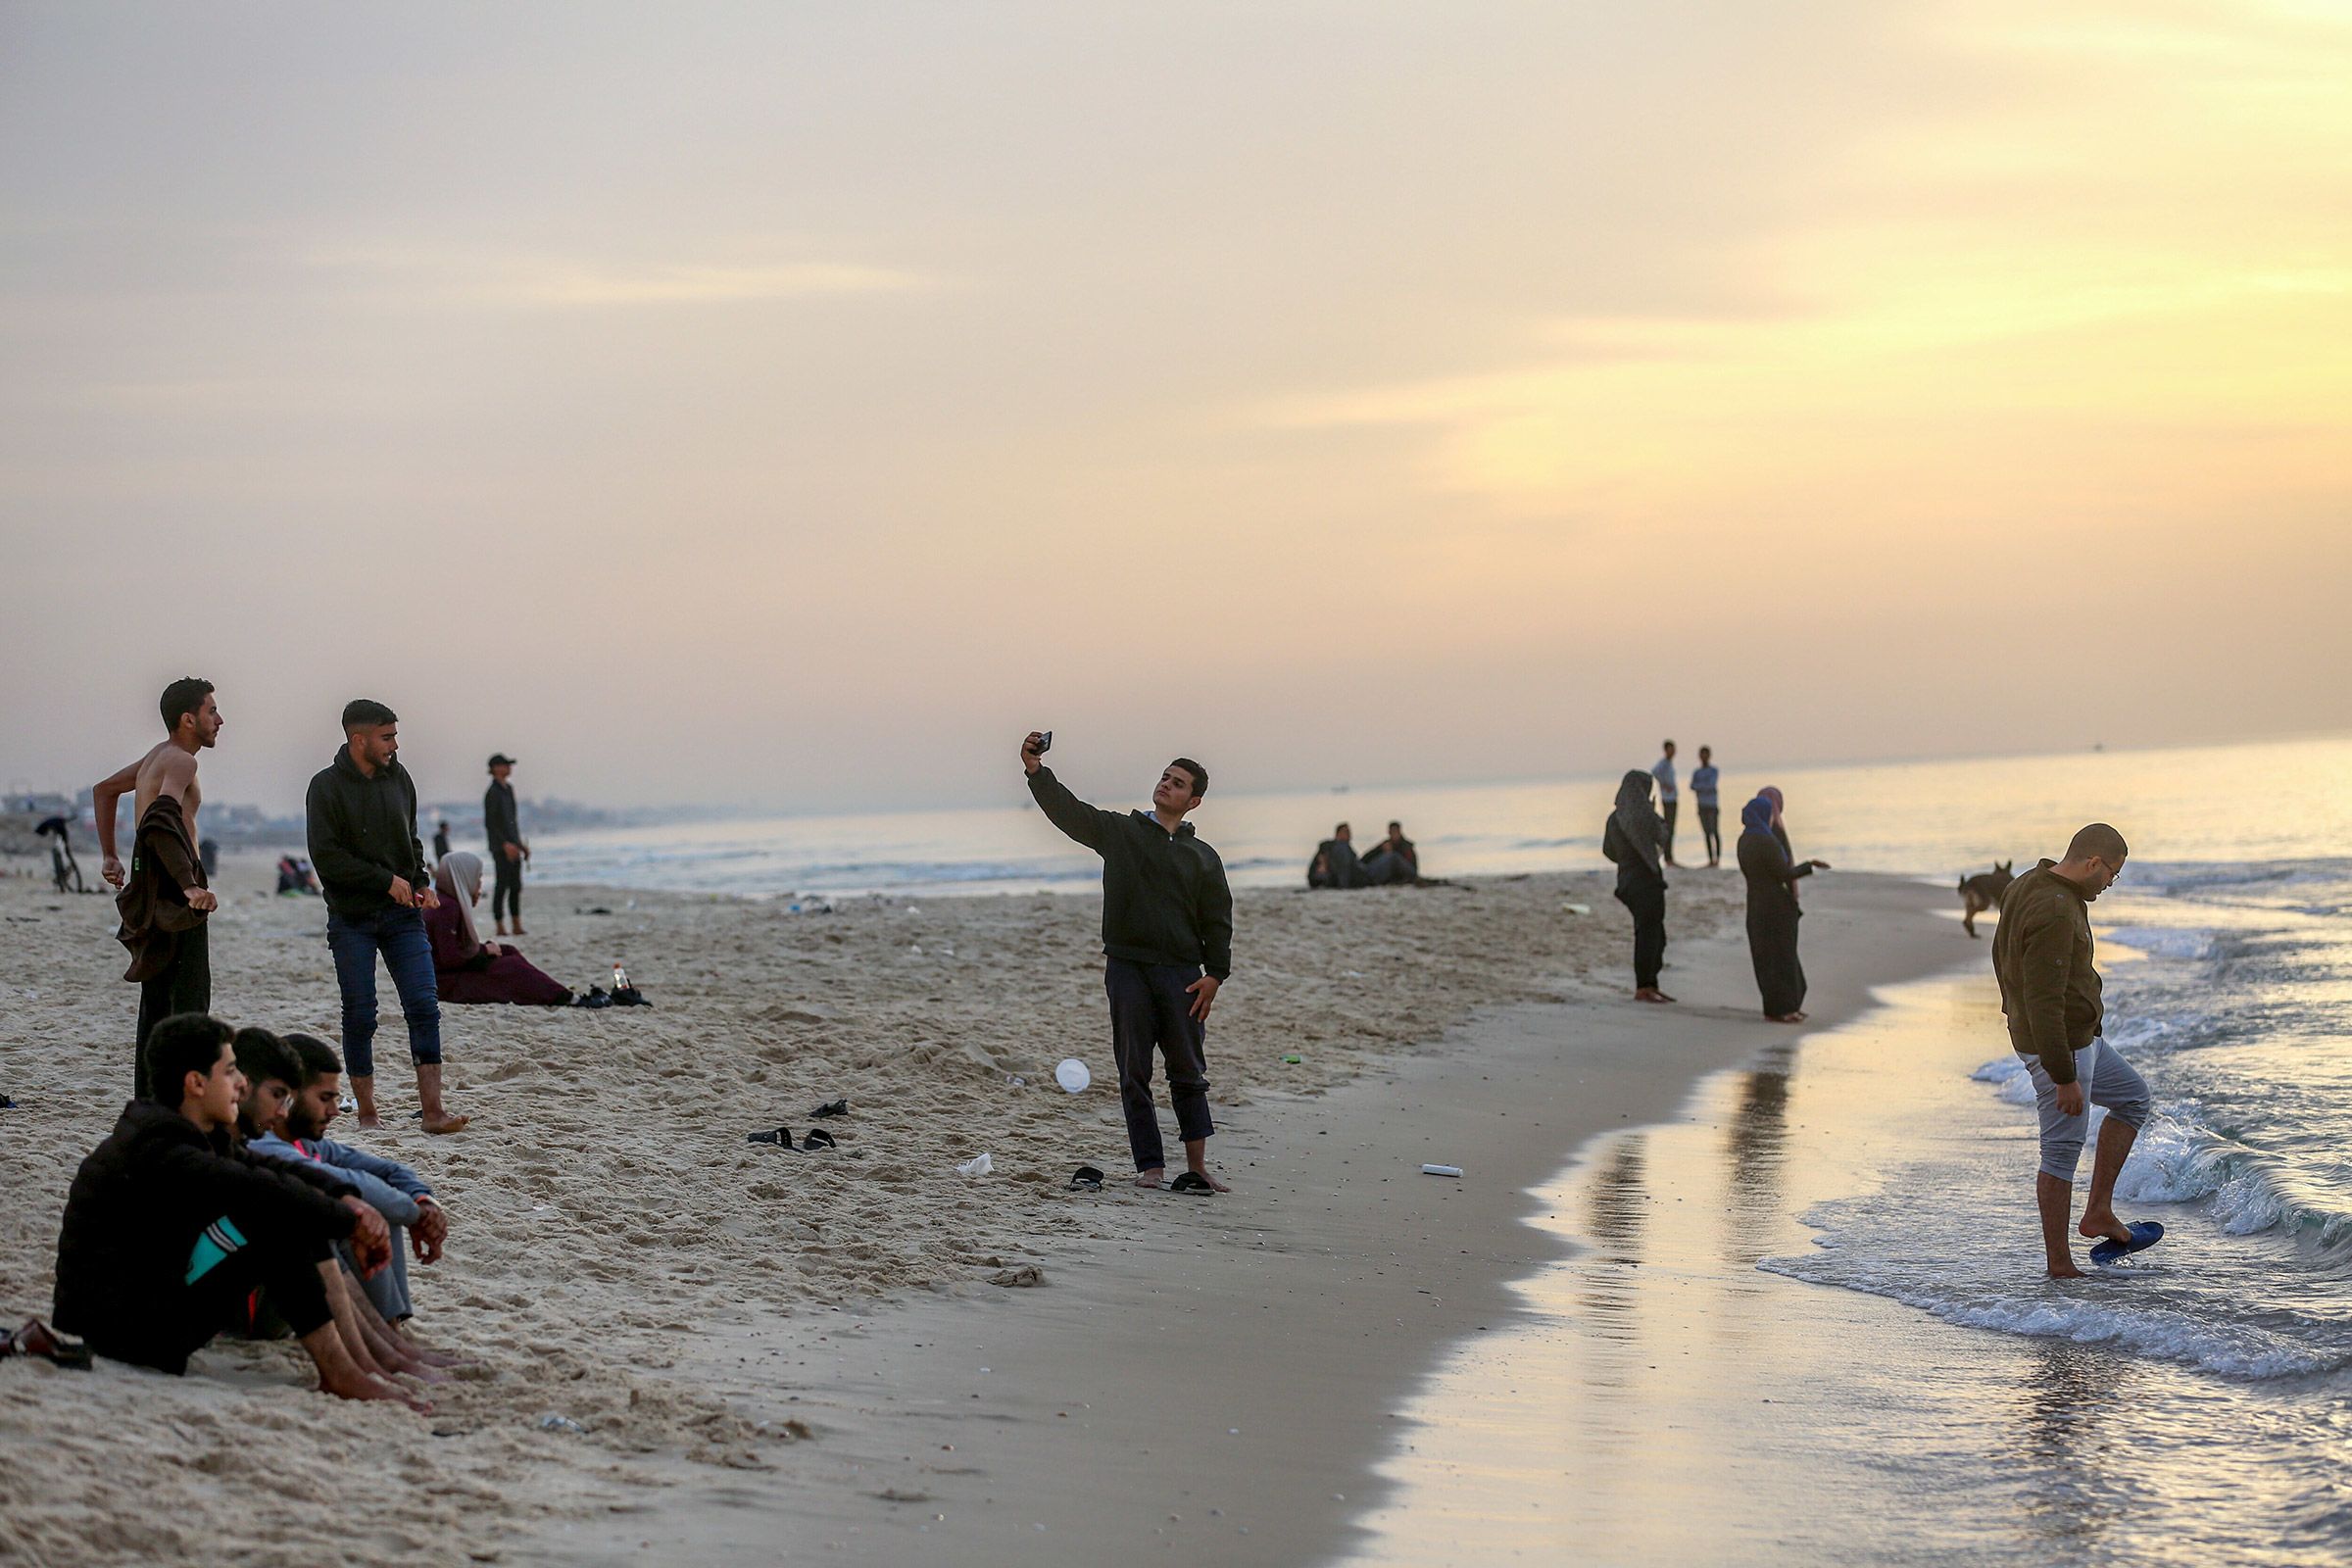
[94,678,223,1079]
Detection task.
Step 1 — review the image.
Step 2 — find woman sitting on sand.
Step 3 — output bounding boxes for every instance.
[1737,788,1831,1023]
[425,852,570,1006]
[1602,769,1673,1004]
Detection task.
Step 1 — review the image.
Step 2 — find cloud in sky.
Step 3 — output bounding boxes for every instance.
[1,0,2345,816]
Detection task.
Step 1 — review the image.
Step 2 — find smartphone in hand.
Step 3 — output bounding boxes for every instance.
[1035,730,1054,754]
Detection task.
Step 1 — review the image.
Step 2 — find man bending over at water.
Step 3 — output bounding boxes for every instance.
[50,1013,423,1406]
[225,1027,455,1386]
[93,676,223,1090]
[1024,733,1235,1192]
[1992,823,2156,1279]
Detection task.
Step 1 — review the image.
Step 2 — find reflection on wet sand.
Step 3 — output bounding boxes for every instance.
[2015,1339,2137,1553]
[1722,1044,1795,1270]
[1577,1137,1649,1353]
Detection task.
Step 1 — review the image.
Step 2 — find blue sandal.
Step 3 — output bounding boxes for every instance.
[2089,1221,2165,1265]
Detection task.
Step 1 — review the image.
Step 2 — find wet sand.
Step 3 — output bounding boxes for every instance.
[501,872,1959,1565]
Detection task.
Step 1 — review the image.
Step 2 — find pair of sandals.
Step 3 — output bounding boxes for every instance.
[747,1126,835,1150]
[573,984,652,1010]
[1,1319,90,1370]
[1068,1165,1214,1196]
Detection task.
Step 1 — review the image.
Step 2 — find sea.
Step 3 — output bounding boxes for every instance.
[533,735,2352,1563]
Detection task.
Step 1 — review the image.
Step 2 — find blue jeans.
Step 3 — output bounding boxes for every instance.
[326,906,442,1077]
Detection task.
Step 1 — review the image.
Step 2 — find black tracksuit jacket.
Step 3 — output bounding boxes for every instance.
[1028,765,1234,980]
[305,748,430,921]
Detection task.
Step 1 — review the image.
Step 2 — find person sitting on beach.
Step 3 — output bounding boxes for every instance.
[426,852,572,1005]
[49,1012,419,1405]
[1024,732,1235,1193]
[228,1027,457,1384]
[1308,823,1363,889]
[1992,823,2158,1279]
[250,1033,457,1345]
[1359,820,1418,885]
[275,855,322,896]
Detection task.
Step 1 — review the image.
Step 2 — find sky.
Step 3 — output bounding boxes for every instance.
[3,0,2348,816]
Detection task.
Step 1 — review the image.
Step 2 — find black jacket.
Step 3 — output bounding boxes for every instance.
[52,1102,358,1372]
[1029,765,1234,979]
[483,779,522,854]
[305,748,429,920]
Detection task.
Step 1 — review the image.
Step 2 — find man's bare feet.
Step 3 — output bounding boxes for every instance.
[2046,1262,2087,1280]
[318,1361,429,1410]
[1634,988,1676,1004]
[2078,1207,2133,1249]
[511,926,526,936]
[1134,1167,1166,1189]
[421,1111,470,1135]
[1186,1165,1232,1193]
[495,920,509,936]
[356,1113,384,1130]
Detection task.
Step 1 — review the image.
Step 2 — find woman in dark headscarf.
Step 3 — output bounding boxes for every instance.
[1602,769,1673,1003]
[1737,789,1830,1021]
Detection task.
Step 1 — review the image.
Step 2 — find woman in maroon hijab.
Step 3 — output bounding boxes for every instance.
[425,852,570,1005]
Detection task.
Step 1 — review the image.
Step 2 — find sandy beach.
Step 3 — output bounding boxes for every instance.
[0,851,1957,1565]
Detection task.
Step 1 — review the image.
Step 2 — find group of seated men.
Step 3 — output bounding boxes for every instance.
[1308,819,1419,889]
[49,1011,461,1407]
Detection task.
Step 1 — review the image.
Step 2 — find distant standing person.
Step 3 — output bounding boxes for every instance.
[1602,770,1673,1003]
[483,754,528,937]
[1651,740,1680,867]
[1992,824,2158,1278]
[306,700,467,1134]
[432,819,451,861]
[1023,732,1234,1193]
[35,815,84,894]
[93,677,223,1088]
[1737,790,1830,1022]
[1690,746,1722,868]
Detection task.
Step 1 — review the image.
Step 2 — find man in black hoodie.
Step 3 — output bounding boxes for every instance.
[1024,733,1235,1192]
[305,699,467,1134]
[51,1012,417,1405]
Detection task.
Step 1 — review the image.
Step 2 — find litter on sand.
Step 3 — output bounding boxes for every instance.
[956,1152,994,1177]
[1422,1163,1464,1178]
[1054,1058,1091,1094]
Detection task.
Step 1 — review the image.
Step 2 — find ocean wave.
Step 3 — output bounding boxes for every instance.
[2103,926,2220,960]
[1759,1245,2347,1379]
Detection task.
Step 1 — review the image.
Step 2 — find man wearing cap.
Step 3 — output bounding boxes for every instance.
[483,755,528,937]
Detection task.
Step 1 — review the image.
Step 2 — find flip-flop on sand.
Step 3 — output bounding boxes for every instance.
[1070,1165,1105,1191]
[801,1128,836,1151]
[747,1127,795,1147]
[1167,1171,1217,1197]
[810,1098,849,1119]
[2089,1221,2165,1265]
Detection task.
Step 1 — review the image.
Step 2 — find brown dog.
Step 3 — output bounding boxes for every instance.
[1958,861,2015,938]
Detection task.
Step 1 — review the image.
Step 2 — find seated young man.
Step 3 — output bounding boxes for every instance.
[1308,823,1364,889]
[1358,820,1419,885]
[51,1012,422,1407]
[248,1033,454,1338]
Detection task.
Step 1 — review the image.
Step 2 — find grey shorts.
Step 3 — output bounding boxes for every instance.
[2022,1039,2151,1182]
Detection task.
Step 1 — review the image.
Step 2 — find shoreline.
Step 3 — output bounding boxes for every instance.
[506,871,1964,1565]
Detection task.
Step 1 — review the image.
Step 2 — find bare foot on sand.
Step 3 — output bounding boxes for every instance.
[1635,988,1676,1004]
[2046,1262,2088,1281]
[421,1111,470,1135]
[1134,1168,1167,1190]
[356,1113,383,1131]
[1186,1165,1232,1193]
[320,1364,430,1411]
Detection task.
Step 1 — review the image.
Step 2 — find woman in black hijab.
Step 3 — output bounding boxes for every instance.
[1737,789,1830,1021]
[1602,769,1673,1003]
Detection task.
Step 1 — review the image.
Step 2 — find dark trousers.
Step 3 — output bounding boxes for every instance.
[492,853,523,923]
[1697,806,1722,864]
[1615,881,1668,990]
[1659,799,1679,862]
[134,921,211,1099]
[1103,957,1214,1172]
[1747,905,1808,1017]
[95,1213,332,1376]
[326,906,442,1078]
